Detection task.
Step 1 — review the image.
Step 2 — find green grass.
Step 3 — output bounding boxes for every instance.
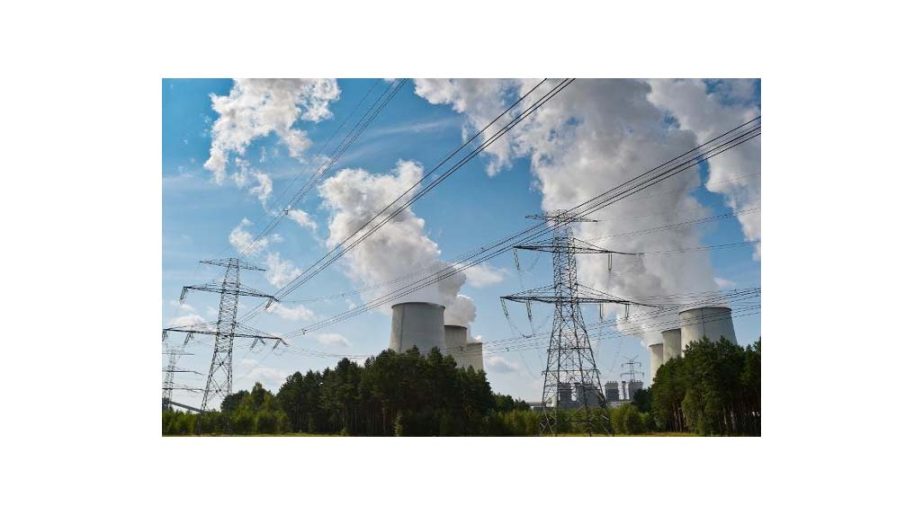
[166,431,697,437]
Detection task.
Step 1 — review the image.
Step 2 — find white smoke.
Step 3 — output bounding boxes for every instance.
[317,160,476,326]
[445,294,476,326]
[414,79,760,342]
[646,79,762,258]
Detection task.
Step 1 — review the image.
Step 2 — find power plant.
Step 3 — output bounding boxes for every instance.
[648,342,663,383]
[389,302,446,355]
[662,328,682,362]
[388,301,483,371]
[648,306,739,384]
[679,306,738,351]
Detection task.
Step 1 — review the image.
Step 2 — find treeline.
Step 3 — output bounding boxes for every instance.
[163,347,530,436]
[162,337,760,436]
[648,337,761,435]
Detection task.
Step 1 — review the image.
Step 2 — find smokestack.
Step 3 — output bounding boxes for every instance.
[648,342,664,384]
[389,302,446,356]
[444,325,468,368]
[662,328,681,362]
[679,306,737,355]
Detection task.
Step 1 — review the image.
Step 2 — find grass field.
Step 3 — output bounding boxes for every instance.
[165,432,698,437]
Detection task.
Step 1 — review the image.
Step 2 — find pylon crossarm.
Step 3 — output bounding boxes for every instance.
[574,283,662,308]
[181,282,276,299]
[515,240,636,255]
[162,326,285,344]
[200,258,266,272]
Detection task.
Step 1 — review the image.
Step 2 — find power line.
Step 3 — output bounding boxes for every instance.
[277,206,759,305]
[166,80,401,325]
[241,79,410,254]
[286,116,760,335]
[234,78,569,327]
[271,79,564,301]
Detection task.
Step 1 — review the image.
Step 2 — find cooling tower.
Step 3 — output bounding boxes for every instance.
[464,340,484,372]
[649,343,664,384]
[628,380,643,400]
[679,306,737,354]
[604,381,621,402]
[444,325,468,367]
[661,328,682,362]
[389,302,446,355]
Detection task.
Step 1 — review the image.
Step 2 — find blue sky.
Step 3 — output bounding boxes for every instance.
[163,78,761,405]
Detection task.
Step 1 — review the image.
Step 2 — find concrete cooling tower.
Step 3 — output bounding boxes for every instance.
[464,341,484,372]
[444,324,468,366]
[661,328,682,362]
[679,306,737,354]
[648,342,664,383]
[389,302,445,355]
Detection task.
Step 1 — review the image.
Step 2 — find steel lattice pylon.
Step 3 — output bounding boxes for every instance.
[162,333,200,410]
[164,258,286,411]
[502,211,657,435]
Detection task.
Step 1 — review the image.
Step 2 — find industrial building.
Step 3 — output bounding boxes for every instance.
[647,305,739,385]
[603,380,639,407]
[389,301,484,371]
[604,381,621,402]
[552,382,606,409]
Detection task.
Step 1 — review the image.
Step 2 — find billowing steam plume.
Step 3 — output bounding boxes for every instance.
[414,79,760,341]
[317,160,476,327]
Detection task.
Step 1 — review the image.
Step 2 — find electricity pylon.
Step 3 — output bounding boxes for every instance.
[620,355,644,401]
[161,332,199,410]
[163,258,286,411]
[501,211,656,435]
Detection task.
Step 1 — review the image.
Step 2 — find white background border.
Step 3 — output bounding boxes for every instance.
[3,1,920,513]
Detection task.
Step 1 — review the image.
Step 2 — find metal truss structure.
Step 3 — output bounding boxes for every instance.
[501,211,657,435]
[161,332,199,410]
[164,258,286,411]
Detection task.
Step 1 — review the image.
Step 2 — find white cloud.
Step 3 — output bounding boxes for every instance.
[315,333,350,347]
[204,79,341,183]
[167,313,209,328]
[249,171,273,207]
[464,263,506,287]
[715,277,736,289]
[239,359,290,390]
[265,252,303,288]
[169,299,196,312]
[228,218,269,256]
[287,208,318,232]
[227,219,302,292]
[413,79,755,341]
[267,302,315,321]
[414,79,519,175]
[318,160,476,326]
[646,79,761,259]
[486,355,520,374]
